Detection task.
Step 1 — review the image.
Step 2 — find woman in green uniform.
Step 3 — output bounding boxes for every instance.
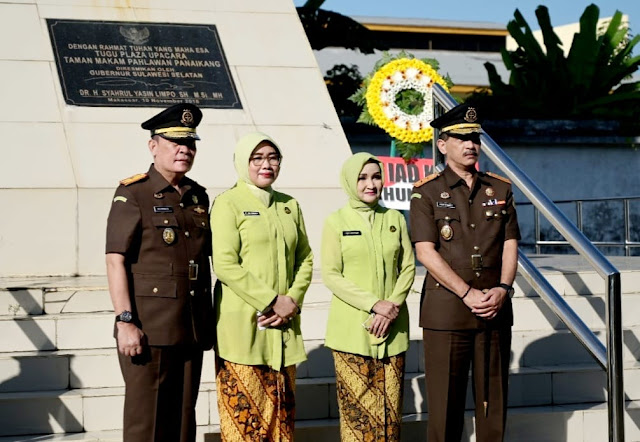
[210,132,313,441]
[322,152,416,441]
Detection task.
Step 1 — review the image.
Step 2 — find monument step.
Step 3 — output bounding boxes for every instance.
[2,256,640,318]
[1,364,640,436]
[2,401,640,442]
[2,325,640,388]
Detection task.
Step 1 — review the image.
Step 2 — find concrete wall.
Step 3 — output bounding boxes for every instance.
[0,0,352,276]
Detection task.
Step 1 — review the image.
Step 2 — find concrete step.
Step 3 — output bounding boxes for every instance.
[2,255,640,319]
[2,362,640,435]
[3,401,640,442]
[2,327,639,392]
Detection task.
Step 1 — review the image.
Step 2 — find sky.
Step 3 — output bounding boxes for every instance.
[293,1,639,36]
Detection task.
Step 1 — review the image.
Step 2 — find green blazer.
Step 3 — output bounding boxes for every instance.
[211,181,313,370]
[322,205,415,358]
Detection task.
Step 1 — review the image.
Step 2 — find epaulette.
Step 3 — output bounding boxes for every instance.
[413,172,441,188]
[120,173,148,186]
[485,171,511,184]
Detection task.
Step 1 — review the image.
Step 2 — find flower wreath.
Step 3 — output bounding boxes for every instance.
[365,58,450,143]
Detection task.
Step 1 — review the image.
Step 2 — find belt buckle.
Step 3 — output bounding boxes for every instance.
[471,254,483,272]
[188,261,199,281]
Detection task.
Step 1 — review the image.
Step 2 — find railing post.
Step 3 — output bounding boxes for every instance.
[607,272,624,442]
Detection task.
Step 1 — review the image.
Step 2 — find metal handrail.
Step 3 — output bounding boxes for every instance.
[431,84,624,442]
[518,196,640,255]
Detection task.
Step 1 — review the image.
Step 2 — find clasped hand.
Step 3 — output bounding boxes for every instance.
[367,300,400,338]
[257,295,299,328]
[463,287,507,320]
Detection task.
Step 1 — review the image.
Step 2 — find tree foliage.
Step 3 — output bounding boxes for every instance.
[296,0,388,54]
[324,64,364,118]
[472,4,640,124]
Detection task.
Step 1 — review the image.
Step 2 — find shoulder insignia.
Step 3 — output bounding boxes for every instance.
[486,171,511,184]
[120,173,148,186]
[413,172,441,188]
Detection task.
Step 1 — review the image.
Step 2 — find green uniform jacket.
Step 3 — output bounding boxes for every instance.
[211,180,313,370]
[322,205,415,359]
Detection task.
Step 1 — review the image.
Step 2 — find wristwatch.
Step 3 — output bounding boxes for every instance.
[498,283,515,298]
[116,310,134,323]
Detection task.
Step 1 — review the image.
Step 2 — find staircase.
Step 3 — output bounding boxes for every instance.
[2,255,640,441]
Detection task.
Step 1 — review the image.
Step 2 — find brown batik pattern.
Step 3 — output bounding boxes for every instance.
[333,351,405,442]
[216,359,296,442]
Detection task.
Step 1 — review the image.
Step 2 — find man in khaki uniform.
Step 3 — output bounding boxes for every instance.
[106,103,214,442]
[409,103,520,442]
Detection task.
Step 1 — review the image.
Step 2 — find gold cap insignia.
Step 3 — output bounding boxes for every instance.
[192,195,198,205]
[181,109,194,126]
[464,107,477,123]
[284,207,291,214]
[485,187,495,197]
[163,228,176,245]
[440,224,453,241]
[440,192,450,199]
[390,226,397,233]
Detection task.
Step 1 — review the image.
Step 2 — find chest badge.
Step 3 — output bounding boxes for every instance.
[485,187,495,197]
[390,225,397,233]
[163,228,176,245]
[440,191,450,199]
[284,207,291,214]
[440,224,453,241]
[153,192,164,199]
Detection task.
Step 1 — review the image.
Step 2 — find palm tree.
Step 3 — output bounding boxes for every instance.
[474,4,640,125]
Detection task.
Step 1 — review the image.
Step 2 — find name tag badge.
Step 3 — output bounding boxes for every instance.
[243,211,260,216]
[153,206,173,213]
[436,202,456,209]
[342,230,362,236]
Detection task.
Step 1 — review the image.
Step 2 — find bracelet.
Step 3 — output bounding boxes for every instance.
[461,286,472,300]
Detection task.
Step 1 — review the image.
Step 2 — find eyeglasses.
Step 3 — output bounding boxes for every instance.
[250,154,281,166]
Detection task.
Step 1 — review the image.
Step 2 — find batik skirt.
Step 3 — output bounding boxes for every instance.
[333,350,405,442]
[216,358,296,442]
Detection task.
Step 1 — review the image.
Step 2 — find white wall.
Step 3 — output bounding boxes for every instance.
[0,0,352,276]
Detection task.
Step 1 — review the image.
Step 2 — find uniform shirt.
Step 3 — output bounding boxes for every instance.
[410,165,520,330]
[106,164,214,348]
[211,180,313,370]
[322,205,415,359]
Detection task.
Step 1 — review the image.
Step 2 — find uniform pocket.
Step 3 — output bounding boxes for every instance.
[152,214,179,228]
[192,214,209,229]
[133,276,177,298]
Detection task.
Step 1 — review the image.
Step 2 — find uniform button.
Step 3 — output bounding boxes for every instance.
[190,290,195,296]
[163,219,169,224]
[494,213,501,219]
[152,287,158,293]
[180,203,184,208]
[185,231,190,237]
[475,272,481,277]
[444,216,451,221]
[502,210,507,215]
[469,199,472,204]
[470,223,476,229]
[474,246,480,251]
[201,222,206,227]
[435,282,440,288]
